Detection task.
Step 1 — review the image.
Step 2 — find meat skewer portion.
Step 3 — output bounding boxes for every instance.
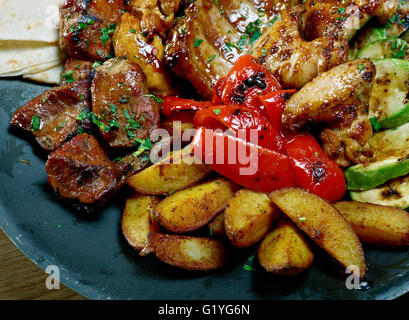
[91,57,161,148]
[46,133,122,206]
[10,80,92,152]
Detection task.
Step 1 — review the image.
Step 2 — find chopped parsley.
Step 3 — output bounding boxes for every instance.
[243,264,255,272]
[62,70,74,83]
[101,24,116,44]
[144,93,164,103]
[213,108,222,115]
[54,120,66,131]
[194,38,203,47]
[31,115,40,132]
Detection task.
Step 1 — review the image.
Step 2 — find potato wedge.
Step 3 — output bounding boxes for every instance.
[269,188,366,278]
[148,233,227,270]
[334,201,409,247]
[225,189,280,247]
[208,212,226,237]
[258,219,314,276]
[121,194,160,256]
[154,178,238,233]
[127,145,212,195]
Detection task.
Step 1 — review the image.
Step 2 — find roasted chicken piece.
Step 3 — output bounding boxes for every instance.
[113,12,175,95]
[283,59,376,167]
[46,133,122,205]
[251,6,348,89]
[91,57,161,148]
[59,0,125,61]
[302,0,399,41]
[126,0,183,39]
[62,58,93,84]
[165,0,301,99]
[10,81,91,152]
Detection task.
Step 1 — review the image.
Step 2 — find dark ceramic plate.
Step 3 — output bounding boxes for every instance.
[1,78,409,300]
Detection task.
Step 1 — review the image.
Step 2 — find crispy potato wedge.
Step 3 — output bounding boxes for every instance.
[121,194,160,256]
[127,145,212,195]
[334,201,409,248]
[154,178,238,233]
[269,188,366,278]
[148,233,227,270]
[225,189,280,247]
[258,219,314,276]
[208,212,225,237]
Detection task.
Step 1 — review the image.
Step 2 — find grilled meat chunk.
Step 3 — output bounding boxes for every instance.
[91,58,160,148]
[10,81,91,151]
[251,6,348,89]
[62,58,93,84]
[283,59,376,167]
[59,0,125,61]
[114,150,151,180]
[126,0,183,39]
[165,0,300,99]
[113,12,175,95]
[46,133,122,205]
[302,0,399,41]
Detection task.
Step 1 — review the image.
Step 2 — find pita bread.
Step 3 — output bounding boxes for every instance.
[22,64,63,84]
[0,0,63,43]
[0,41,64,74]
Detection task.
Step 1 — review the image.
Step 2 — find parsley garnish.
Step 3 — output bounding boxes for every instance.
[370,117,381,132]
[194,38,203,47]
[62,70,74,83]
[31,115,40,132]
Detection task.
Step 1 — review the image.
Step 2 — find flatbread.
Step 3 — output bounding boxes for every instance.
[0,0,63,43]
[0,41,64,74]
[22,64,63,84]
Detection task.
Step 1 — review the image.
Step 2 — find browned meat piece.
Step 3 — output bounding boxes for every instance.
[113,12,176,95]
[165,0,301,99]
[10,81,91,152]
[302,0,399,41]
[251,6,348,89]
[59,0,125,61]
[46,133,122,204]
[114,150,151,181]
[283,59,376,167]
[62,58,93,84]
[91,58,161,148]
[126,0,183,39]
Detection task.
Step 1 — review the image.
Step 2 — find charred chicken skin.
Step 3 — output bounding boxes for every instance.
[283,59,376,167]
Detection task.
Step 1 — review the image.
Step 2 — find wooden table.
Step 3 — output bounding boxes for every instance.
[0,228,84,300]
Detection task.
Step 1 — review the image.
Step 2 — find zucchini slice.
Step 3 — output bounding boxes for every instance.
[369,59,409,129]
[351,175,409,209]
[345,122,409,191]
[357,38,409,60]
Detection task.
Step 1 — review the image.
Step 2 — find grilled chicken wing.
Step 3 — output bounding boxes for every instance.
[251,6,348,89]
[165,0,301,99]
[46,133,122,205]
[10,81,91,152]
[91,57,161,148]
[59,0,125,61]
[283,59,376,167]
[302,0,399,41]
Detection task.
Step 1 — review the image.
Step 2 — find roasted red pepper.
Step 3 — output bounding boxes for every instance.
[212,55,282,114]
[162,96,214,117]
[285,134,346,202]
[259,90,297,130]
[193,105,284,152]
[192,127,296,193]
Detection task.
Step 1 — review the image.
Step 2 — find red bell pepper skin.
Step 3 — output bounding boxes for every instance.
[285,134,346,202]
[193,105,285,152]
[259,90,297,130]
[162,96,214,117]
[212,55,282,113]
[191,127,297,193]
